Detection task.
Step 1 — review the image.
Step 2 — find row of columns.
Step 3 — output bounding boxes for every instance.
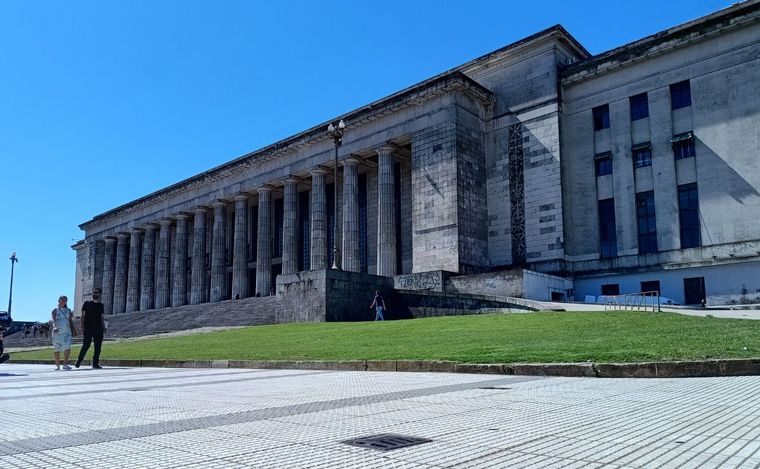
[99,146,399,314]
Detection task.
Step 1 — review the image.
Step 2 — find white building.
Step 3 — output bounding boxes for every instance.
[74,2,760,319]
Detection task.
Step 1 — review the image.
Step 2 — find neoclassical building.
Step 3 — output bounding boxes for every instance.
[73,2,760,317]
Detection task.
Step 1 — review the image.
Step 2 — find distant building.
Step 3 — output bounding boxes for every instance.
[74,1,760,317]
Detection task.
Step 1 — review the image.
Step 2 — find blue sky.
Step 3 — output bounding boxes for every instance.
[0,0,730,321]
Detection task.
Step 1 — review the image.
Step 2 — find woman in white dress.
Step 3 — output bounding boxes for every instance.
[51,295,77,370]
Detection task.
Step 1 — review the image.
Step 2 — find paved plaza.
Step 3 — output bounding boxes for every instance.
[1,365,760,468]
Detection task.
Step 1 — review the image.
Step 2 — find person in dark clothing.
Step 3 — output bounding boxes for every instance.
[369,290,386,321]
[75,288,106,369]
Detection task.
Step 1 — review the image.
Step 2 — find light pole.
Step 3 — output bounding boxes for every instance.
[8,252,18,317]
[327,119,345,270]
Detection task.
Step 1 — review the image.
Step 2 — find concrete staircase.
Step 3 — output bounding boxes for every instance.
[105,296,280,338]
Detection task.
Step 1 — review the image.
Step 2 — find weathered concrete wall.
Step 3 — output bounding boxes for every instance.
[397,290,533,318]
[523,270,573,301]
[325,271,394,322]
[394,271,447,292]
[276,271,326,323]
[445,270,524,298]
[276,269,394,323]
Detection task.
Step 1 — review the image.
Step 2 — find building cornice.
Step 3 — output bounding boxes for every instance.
[79,71,492,231]
[561,0,760,85]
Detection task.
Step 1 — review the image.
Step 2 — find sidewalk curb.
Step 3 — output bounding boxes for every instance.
[10,358,760,378]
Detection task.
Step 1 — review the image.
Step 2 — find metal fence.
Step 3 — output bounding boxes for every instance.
[602,291,661,312]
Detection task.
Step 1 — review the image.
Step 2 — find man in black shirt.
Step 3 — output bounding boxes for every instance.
[75,288,106,369]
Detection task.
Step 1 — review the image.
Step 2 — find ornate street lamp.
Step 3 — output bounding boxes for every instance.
[8,252,18,317]
[327,119,346,270]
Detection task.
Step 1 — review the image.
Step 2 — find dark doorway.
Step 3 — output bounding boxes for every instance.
[271,264,282,295]
[601,284,620,296]
[550,291,565,302]
[640,280,661,295]
[684,277,706,305]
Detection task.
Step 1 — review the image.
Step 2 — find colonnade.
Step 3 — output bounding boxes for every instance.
[97,146,400,314]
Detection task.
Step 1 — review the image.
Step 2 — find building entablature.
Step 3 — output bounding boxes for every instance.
[79,72,493,233]
[560,1,760,85]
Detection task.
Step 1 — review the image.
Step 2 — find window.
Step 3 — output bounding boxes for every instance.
[632,143,652,168]
[601,284,620,296]
[670,80,691,109]
[678,183,701,249]
[636,191,658,254]
[595,152,613,176]
[598,199,617,258]
[593,104,610,130]
[672,133,696,159]
[630,93,649,120]
[640,280,661,295]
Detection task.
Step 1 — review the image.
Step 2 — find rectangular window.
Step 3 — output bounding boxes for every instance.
[593,104,610,131]
[598,198,617,258]
[636,191,658,254]
[632,143,652,168]
[678,183,701,249]
[601,284,620,296]
[672,133,696,159]
[640,280,661,295]
[670,80,691,110]
[630,93,649,120]
[595,152,613,176]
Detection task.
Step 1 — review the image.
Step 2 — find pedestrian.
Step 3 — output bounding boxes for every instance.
[369,290,386,321]
[75,288,106,369]
[51,295,77,370]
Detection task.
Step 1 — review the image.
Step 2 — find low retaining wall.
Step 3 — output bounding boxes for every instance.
[13,358,760,378]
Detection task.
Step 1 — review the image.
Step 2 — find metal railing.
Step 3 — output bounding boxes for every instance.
[603,291,661,312]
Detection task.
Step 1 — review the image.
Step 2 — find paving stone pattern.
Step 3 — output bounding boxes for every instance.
[2,365,760,468]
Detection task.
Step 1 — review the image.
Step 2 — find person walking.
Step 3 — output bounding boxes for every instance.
[75,288,106,369]
[51,295,76,370]
[369,290,386,321]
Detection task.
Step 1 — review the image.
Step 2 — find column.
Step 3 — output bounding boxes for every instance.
[101,236,117,315]
[113,233,129,314]
[155,219,172,309]
[282,178,299,275]
[342,157,361,272]
[190,207,207,304]
[232,194,250,300]
[210,200,227,302]
[126,229,142,312]
[172,213,189,307]
[310,168,328,269]
[376,146,397,276]
[139,224,157,311]
[256,186,273,296]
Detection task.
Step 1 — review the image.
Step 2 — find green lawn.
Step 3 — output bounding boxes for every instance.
[11,311,760,363]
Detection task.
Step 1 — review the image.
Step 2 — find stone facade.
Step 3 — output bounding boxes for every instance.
[73,2,760,315]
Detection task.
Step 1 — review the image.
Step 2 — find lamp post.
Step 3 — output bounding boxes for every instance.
[327,119,345,270]
[8,252,18,317]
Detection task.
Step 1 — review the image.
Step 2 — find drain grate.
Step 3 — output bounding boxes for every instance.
[479,386,512,390]
[342,434,432,451]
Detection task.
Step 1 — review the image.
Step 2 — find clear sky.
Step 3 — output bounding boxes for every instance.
[0,0,731,322]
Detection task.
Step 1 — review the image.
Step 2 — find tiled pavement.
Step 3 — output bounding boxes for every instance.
[1,365,760,468]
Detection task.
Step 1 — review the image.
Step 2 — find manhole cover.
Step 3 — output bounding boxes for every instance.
[342,434,432,451]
